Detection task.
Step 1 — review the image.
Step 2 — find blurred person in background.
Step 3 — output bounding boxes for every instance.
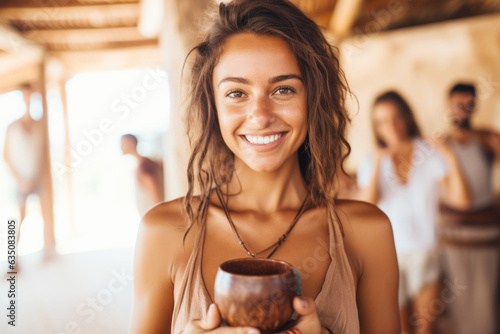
[3,83,56,260]
[357,91,471,334]
[438,83,500,334]
[121,134,164,216]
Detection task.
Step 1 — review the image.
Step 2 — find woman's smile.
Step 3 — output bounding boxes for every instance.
[240,132,287,151]
[213,33,307,172]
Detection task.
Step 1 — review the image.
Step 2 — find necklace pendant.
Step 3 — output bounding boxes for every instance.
[218,188,310,263]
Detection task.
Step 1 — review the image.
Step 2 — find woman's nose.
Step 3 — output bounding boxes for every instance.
[248,96,275,128]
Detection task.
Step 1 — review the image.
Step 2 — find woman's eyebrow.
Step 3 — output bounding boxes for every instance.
[218,77,251,87]
[218,74,303,87]
[270,74,303,84]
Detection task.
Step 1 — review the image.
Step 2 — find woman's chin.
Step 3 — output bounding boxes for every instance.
[235,153,298,174]
[241,160,283,174]
[248,165,281,173]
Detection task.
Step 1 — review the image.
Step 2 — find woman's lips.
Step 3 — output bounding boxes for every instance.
[240,132,287,151]
[243,133,284,144]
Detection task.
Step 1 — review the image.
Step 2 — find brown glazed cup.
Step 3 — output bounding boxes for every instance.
[214,258,301,334]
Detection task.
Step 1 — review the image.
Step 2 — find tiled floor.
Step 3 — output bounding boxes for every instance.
[0,247,134,334]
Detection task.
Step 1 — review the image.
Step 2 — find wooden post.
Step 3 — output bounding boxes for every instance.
[39,53,56,251]
[160,0,212,200]
[59,76,76,235]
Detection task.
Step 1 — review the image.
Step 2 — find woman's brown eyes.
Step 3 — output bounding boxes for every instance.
[226,90,245,98]
[274,87,295,95]
[225,86,295,99]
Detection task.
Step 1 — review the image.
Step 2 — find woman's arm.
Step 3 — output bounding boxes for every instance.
[341,200,400,334]
[436,139,471,211]
[129,200,187,334]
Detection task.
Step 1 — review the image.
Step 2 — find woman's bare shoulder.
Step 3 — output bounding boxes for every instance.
[135,197,200,271]
[141,197,187,231]
[335,199,391,229]
[335,199,396,277]
[131,198,200,333]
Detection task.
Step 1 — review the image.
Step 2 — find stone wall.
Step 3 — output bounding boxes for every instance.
[341,13,500,174]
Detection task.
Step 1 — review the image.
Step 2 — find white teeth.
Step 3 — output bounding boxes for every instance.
[244,133,283,145]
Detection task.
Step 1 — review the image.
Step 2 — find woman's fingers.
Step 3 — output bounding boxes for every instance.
[215,328,260,334]
[293,296,317,317]
[187,304,261,334]
[279,297,322,334]
[276,328,302,334]
[184,304,220,332]
[200,304,221,329]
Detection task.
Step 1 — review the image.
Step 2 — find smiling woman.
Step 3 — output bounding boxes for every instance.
[130,1,400,334]
[214,34,307,173]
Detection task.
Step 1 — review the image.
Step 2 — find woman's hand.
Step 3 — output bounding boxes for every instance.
[276,296,325,334]
[184,304,260,334]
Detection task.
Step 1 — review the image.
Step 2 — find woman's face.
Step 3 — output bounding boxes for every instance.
[212,33,307,173]
[373,102,408,147]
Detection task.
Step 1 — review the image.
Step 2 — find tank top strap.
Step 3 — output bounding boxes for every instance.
[171,222,212,333]
[313,207,360,333]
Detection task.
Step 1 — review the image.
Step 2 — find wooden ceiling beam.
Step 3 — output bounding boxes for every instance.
[0,3,140,30]
[0,0,138,8]
[49,41,159,57]
[0,51,42,72]
[0,22,43,58]
[328,0,364,40]
[25,27,150,46]
[292,0,337,16]
[353,0,500,33]
[45,39,158,52]
[0,61,40,95]
[50,44,161,73]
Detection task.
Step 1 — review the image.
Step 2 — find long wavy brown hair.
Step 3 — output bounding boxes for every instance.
[183,0,352,239]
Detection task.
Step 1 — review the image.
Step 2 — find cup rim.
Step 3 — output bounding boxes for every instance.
[218,257,295,279]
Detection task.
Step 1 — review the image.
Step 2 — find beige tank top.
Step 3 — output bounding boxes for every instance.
[171,210,360,333]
